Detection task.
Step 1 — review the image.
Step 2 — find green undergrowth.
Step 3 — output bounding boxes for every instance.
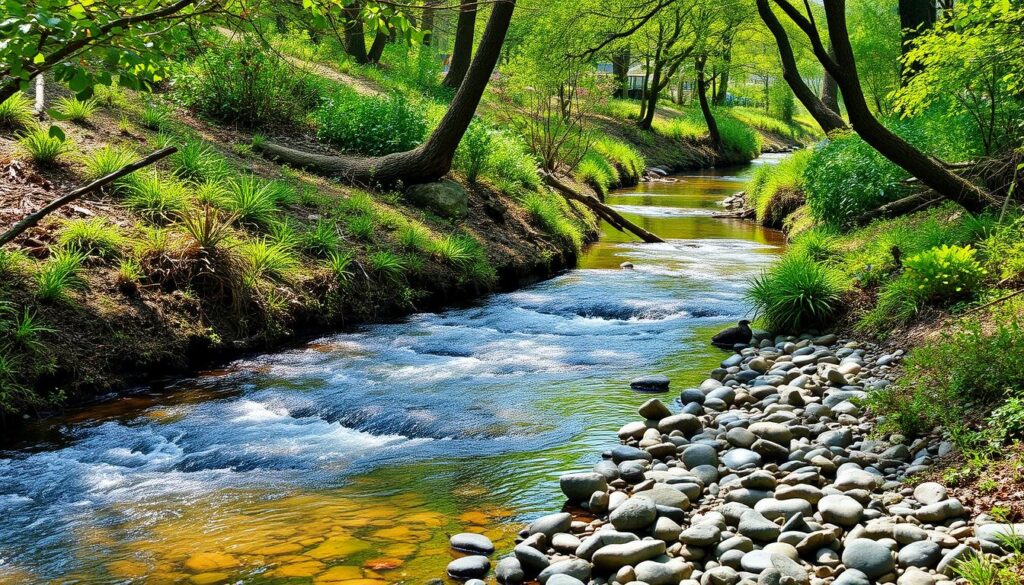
[0,65,593,416]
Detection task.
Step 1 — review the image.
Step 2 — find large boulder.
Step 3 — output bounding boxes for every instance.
[405,180,469,218]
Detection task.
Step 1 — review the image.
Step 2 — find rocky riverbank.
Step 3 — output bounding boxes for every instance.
[441,329,1020,585]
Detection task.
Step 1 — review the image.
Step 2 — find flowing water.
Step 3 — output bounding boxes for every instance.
[0,155,786,585]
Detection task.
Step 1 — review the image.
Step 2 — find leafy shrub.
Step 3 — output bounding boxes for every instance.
[869,300,1024,437]
[313,91,426,156]
[0,92,34,128]
[904,244,986,303]
[176,38,323,127]
[58,218,124,259]
[454,118,492,183]
[17,127,72,166]
[747,253,848,332]
[54,96,97,123]
[804,131,909,226]
[979,216,1024,282]
[576,152,619,196]
[36,248,88,302]
[592,137,645,183]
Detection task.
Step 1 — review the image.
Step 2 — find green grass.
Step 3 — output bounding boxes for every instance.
[398,222,432,252]
[429,234,479,266]
[226,176,279,226]
[36,248,88,302]
[592,137,645,182]
[576,152,619,196]
[0,92,34,128]
[80,145,138,183]
[345,213,377,240]
[57,218,124,259]
[180,205,236,251]
[140,103,169,130]
[369,250,405,279]
[522,191,584,252]
[729,106,816,141]
[125,171,190,222]
[747,150,812,225]
[17,127,72,166]
[55,96,98,123]
[0,249,30,277]
[170,140,228,184]
[326,251,355,283]
[302,220,342,257]
[747,253,849,332]
[240,238,299,284]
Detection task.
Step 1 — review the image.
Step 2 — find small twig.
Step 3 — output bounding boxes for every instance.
[0,146,177,247]
[963,289,1024,316]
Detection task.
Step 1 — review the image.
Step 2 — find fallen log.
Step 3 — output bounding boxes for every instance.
[0,146,177,247]
[541,172,664,243]
[852,191,943,227]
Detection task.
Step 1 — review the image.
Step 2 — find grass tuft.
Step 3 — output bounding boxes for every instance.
[36,248,88,302]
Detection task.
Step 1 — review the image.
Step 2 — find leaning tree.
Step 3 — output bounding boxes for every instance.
[255,0,518,186]
[766,0,997,213]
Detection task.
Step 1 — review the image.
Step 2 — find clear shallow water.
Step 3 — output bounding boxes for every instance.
[0,158,785,585]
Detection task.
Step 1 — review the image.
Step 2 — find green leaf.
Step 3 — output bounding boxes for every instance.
[47,125,65,141]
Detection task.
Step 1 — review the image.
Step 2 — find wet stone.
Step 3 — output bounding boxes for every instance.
[450,533,495,555]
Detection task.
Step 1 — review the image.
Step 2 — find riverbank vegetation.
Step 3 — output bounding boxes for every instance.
[0,0,813,418]
[739,0,1024,520]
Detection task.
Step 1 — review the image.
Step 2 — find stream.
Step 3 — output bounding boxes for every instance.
[0,155,786,585]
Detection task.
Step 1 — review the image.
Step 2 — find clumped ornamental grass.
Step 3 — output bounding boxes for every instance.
[0,92,34,128]
[80,145,137,183]
[54,96,97,123]
[171,141,228,184]
[125,171,189,222]
[36,248,88,302]
[747,253,848,332]
[313,91,426,156]
[57,218,124,259]
[226,176,280,226]
[17,127,72,166]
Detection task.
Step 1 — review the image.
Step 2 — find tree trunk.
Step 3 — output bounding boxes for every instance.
[367,29,389,64]
[815,0,996,212]
[638,55,663,130]
[422,1,437,46]
[695,55,721,152]
[612,48,631,98]
[898,0,936,83]
[714,43,732,106]
[342,3,369,64]
[443,0,477,87]
[256,0,517,187]
[821,43,841,116]
[756,0,847,134]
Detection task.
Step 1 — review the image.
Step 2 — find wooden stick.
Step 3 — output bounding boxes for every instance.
[0,146,177,247]
[542,172,665,243]
[963,288,1024,316]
